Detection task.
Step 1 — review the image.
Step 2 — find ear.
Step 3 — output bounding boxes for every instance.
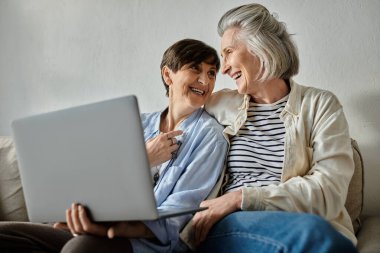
[161,66,173,86]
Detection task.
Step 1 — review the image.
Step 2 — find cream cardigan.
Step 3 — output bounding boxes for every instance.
[180,80,356,248]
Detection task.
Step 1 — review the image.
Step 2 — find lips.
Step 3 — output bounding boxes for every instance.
[190,87,206,95]
[232,72,242,80]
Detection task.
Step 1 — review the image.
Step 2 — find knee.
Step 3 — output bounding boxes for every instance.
[297,213,330,229]
[61,235,132,253]
[293,214,357,253]
[61,235,98,253]
[295,214,336,238]
[0,222,21,233]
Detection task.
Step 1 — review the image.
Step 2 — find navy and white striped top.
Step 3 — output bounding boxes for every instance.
[224,95,288,193]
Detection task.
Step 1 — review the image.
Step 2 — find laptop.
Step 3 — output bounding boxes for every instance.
[11,95,206,222]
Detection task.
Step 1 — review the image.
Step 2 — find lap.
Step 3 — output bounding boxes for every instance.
[0,221,72,252]
[198,211,357,253]
[62,235,132,253]
[0,222,132,253]
[208,211,327,233]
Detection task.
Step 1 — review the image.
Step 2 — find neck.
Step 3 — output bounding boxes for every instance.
[249,79,290,104]
[160,102,195,133]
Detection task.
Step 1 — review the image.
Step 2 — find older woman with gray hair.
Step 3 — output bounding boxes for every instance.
[191,3,357,253]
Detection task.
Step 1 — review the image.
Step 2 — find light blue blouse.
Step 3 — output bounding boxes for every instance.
[130,108,228,252]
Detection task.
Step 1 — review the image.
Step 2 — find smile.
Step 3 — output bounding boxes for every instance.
[190,87,206,95]
[232,72,242,80]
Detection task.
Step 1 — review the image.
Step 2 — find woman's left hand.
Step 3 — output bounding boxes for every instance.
[192,189,242,245]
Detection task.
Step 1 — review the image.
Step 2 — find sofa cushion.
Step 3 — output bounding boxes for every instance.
[0,136,28,221]
[356,216,380,253]
[345,139,364,234]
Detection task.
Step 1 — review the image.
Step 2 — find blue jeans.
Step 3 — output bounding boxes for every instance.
[198,211,357,253]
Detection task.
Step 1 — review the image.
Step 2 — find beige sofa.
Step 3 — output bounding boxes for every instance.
[1,136,379,252]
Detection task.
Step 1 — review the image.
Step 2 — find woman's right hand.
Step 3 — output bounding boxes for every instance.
[145,130,183,167]
[60,203,156,239]
[192,189,243,245]
[65,203,109,237]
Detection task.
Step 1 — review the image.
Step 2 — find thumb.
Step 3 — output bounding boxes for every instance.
[107,222,128,239]
[107,227,115,239]
[53,222,68,231]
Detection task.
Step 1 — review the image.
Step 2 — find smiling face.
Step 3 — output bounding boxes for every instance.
[163,61,217,111]
[221,27,263,95]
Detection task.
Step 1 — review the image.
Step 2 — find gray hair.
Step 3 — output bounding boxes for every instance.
[218,3,299,81]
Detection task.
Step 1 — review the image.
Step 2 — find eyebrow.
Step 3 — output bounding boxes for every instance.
[202,62,217,70]
[220,47,231,58]
[205,64,217,70]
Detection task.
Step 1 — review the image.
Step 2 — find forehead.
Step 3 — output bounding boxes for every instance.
[221,28,240,50]
[183,61,217,70]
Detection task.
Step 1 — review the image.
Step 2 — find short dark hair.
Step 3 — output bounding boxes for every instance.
[160,39,220,96]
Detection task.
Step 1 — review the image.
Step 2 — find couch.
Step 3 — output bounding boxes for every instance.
[1,136,379,252]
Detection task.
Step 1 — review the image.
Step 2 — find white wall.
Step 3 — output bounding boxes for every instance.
[1,0,379,215]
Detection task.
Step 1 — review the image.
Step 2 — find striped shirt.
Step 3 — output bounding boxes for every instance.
[224,95,288,193]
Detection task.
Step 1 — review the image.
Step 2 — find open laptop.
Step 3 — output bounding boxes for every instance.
[11,95,206,222]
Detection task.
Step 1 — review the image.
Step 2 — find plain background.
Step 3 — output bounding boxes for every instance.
[1,0,379,215]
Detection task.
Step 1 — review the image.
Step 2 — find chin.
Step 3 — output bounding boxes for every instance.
[236,86,247,94]
[187,99,204,109]
[236,81,249,94]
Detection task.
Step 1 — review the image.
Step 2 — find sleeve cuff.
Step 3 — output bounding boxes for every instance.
[241,186,265,211]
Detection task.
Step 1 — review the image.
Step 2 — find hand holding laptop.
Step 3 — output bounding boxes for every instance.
[12,95,207,222]
[54,203,155,239]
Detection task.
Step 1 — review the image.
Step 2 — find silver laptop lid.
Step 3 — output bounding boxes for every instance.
[11,95,160,222]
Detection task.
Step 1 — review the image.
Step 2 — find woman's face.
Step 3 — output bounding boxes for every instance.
[165,61,217,110]
[220,27,262,95]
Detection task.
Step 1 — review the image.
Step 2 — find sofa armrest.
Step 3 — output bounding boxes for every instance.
[357,216,380,253]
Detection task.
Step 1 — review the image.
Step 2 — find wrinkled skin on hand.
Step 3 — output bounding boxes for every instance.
[192,189,242,245]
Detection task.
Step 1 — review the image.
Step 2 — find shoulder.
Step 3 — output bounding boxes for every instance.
[302,85,340,102]
[198,110,224,130]
[289,82,345,127]
[140,112,156,123]
[205,89,244,111]
[290,81,342,112]
[140,111,160,129]
[195,110,226,143]
[300,84,343,111]
[205,89,245,125]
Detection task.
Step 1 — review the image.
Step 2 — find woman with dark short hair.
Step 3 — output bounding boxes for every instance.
[0,39,228,253]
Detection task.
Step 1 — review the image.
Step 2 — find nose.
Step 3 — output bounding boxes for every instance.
[198,71,209,85]
[221,59,230,75]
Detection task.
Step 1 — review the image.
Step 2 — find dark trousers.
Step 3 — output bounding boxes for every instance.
[0,222,132,253]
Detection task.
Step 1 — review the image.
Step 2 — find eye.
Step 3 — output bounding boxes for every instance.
[222,49,232,59]
[208,70,217,79]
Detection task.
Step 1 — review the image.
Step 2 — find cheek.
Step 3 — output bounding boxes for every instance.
[210,81,216,93]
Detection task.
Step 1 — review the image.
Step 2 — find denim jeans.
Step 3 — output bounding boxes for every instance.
[198,211,357,253]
